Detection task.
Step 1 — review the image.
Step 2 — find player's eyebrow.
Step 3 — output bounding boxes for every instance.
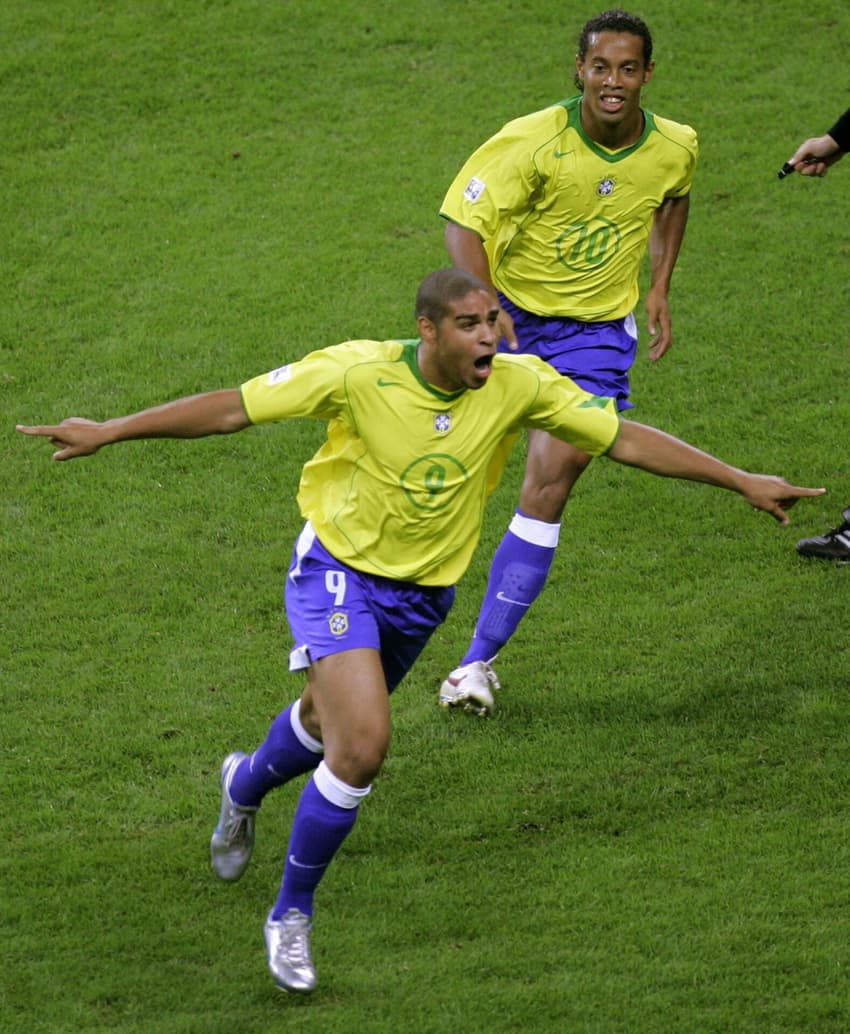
[453,305,500,323]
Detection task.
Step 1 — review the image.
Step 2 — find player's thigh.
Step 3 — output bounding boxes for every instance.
[303,648,391,786]
[520,429,593,516]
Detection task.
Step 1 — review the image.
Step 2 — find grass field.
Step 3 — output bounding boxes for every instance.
[3,2,850,1031]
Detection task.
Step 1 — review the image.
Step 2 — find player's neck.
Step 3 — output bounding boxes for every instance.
[580,102,645,150]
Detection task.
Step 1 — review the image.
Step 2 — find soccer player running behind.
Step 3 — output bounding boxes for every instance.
[438,9,698,714]
[18,270,824,995]
[782,107,850,563]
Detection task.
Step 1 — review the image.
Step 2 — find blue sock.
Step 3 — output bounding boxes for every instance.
[272,762,370,919]
[229,700,323,808]
[462,511,559,665]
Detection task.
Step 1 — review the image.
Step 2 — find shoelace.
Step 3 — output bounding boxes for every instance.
[221,807,250,846]
[453,663,498,687]
[280,917,311,966]
[482,665,500,687]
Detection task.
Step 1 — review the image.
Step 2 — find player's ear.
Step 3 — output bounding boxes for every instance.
[642,60,655,84]
[417,315,437,342]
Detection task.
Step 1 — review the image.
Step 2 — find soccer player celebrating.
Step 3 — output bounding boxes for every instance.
[18,270,823,994]
[438,9,698,714]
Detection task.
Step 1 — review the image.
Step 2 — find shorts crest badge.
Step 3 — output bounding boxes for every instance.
[328,611,349,636]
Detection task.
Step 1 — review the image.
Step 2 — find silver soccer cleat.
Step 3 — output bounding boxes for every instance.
[438,659,500,717]
[210,752,257,882]
[264,909,317,994]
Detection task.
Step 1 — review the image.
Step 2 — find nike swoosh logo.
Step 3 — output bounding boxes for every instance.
[377,378,402,387]
[496,591,530,608]
[554,149,573,158]
[288,854,327,870]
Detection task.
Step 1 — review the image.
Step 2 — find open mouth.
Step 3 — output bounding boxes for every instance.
[474,355,494,373]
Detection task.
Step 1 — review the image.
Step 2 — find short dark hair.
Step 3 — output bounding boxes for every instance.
[415,267,491,324]
[574,9,653,91]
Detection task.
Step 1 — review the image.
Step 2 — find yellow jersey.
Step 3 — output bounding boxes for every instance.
[241,338,620,585]
[440,95,698,321]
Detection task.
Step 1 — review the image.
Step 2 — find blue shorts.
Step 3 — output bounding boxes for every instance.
[498,292,638,412]
[284,523,455,693]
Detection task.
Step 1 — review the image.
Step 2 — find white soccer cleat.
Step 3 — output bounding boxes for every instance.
[210,752,257,882]
[265,909,317,994]
[438,660,500,717]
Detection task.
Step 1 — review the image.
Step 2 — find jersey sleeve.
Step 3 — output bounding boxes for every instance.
[828,108,850,152]
[518,356,621,455]
[240,342,365,425]
[439,108,563,240]
[653,115,699,198]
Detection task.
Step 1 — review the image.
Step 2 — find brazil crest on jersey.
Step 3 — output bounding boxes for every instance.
[241,339,619,585]
[440,94,698,321]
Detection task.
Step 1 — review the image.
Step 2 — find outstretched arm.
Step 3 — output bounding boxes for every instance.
[646,193,690,361]
[16,388,250,461]
[608,420,826,525]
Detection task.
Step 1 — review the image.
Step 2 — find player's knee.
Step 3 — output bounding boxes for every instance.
[329,734,388,786]
[519,474,577,521]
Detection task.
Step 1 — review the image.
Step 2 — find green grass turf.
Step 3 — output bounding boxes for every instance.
[3,1,849,1031]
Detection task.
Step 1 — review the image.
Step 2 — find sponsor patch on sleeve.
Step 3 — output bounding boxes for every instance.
[268,364,292,385]
[463,176,486,202]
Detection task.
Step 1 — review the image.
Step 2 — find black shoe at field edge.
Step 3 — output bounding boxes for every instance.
[796,506,850,562]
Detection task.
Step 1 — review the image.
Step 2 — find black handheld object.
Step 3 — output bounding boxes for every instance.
[777,161,795,180]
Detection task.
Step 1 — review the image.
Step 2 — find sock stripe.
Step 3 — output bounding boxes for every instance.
[290,698,324,754]
[510,511,561,547]
[314,761,371,809]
